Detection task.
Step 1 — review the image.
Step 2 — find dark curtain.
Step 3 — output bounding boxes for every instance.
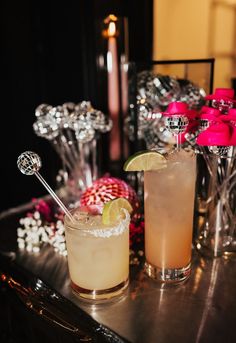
[0,0,153,212]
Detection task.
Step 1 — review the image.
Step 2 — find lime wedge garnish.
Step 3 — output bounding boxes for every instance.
[123,150,167,171]
[102,198,133,225]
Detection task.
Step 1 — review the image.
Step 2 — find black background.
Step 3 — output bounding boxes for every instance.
[0,0,153,212]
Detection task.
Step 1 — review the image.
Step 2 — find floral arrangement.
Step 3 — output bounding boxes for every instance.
[17,199,67,256]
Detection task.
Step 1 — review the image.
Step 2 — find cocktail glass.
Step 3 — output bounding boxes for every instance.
[144,150,196,283]
[64,206,130,300]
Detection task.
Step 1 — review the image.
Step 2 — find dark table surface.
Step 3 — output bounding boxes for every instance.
[0,202,236,343]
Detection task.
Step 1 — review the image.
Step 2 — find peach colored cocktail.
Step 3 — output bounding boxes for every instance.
[144,150,196,282]
[64,207,130,300]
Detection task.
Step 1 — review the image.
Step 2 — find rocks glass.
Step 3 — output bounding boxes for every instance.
[64,206,130,300]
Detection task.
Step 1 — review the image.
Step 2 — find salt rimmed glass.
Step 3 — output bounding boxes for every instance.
[64,206,130,300]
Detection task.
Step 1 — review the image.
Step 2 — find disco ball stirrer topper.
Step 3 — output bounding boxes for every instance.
[17,151,74,221]
[162,101,189,149]
[205,88,235,114]
[196,123,231,157]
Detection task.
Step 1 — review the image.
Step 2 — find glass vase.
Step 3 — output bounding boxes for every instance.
[195,148,236,257]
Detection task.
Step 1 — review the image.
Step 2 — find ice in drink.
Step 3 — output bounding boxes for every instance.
[144,149,196,282]
[64,207,130,300]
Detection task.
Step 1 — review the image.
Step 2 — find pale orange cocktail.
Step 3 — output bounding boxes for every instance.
[64,206,130,300]
[144,150,196,282]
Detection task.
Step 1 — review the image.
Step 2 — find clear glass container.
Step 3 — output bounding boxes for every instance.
[64,207,130,300]
[144,149,196,282]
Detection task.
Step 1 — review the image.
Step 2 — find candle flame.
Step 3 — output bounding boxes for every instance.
[103,14,118,38]
[104,14,117,24]
[108,22,116,37]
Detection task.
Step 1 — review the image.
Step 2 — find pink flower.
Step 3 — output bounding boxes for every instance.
[32,198,53,222]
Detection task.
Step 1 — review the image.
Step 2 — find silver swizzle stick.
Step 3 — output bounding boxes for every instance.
[164,115,189,150]
[17,151,74,222]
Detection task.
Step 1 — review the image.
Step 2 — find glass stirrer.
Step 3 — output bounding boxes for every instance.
[17,151,74,222]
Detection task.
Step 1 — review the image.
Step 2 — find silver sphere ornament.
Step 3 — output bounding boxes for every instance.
[199,119,211,132]
[17,151,42,175]
[75,101,92,112]
[165,115,189,135]
[98,116,113,133]
[49,106,68,126]
[177,79,206,110]
[35,104,53,118]
[62,102,76,114]
[74,122,95,143]
[212,99,233,113]
[137,71,181,108]
[33,115,59,140]
[208,146,230,156]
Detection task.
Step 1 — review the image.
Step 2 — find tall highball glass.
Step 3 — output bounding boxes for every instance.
[144,150,196,283]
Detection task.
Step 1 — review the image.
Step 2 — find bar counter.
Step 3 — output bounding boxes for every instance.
[0,202,236,343]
